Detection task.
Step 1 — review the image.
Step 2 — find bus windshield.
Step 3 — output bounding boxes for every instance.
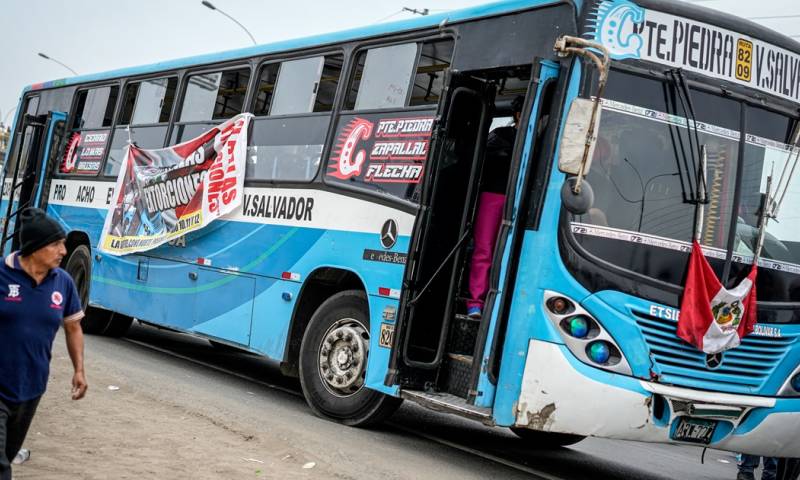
[569,70,800,304]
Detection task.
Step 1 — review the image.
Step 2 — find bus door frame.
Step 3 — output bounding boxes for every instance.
[470,60,562,409]
[1,111,67,254]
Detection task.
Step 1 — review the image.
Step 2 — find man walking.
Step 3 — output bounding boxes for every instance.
[0,208,87,480]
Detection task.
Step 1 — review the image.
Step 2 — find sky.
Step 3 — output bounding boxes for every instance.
[0,0,798,125]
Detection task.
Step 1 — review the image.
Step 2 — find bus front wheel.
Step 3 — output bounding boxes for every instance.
[299,290,401,427]
[509,427,585,447]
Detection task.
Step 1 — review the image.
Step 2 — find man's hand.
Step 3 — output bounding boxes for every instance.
[64,319,86,400]
[72,371,88,400]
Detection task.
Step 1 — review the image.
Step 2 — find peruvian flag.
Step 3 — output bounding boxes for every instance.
[677,240,758,354]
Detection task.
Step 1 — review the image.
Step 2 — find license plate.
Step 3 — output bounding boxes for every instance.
[672,417,717,445]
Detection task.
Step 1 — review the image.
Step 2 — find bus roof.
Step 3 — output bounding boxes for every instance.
[23,0,800,96]
[24,0,571,94]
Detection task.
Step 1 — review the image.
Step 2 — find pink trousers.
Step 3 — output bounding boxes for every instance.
[467,192,506,310]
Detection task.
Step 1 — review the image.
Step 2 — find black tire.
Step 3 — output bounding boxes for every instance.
[103,312,133,338]
[64,245,131,337]
[64,245,110,335]
[299,290,402,427]
[509,427,585,447]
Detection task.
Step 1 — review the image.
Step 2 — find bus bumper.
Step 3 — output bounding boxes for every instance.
[515,340,800,457]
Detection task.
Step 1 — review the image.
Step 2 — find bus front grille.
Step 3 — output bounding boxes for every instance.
[632,311,797,394]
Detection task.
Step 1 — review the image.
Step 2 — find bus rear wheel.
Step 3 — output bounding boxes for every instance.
[509,427,585,447]
[64,245,131,337]
[298,290,401,427]
[64,245,108,334]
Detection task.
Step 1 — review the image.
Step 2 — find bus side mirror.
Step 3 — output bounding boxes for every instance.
[557,98,601,175]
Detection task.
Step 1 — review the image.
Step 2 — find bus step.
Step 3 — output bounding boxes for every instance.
[443,353,473,398]
[401,389,493,425]
[449,314,480,355]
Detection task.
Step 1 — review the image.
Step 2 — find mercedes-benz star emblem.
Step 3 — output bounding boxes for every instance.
[705,352,723,370]
[380,219,398,249]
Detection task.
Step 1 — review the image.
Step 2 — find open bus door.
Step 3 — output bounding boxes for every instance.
[384,71,496,413]
[385,61,562,420]
[0,111,67,255]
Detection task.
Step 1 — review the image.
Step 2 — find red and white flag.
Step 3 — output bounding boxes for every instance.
[677,240,758,354]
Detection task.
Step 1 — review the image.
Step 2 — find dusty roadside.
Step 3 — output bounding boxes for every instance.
[13,333,336,480]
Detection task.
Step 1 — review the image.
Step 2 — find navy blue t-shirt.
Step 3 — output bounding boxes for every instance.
[0,252,84,403]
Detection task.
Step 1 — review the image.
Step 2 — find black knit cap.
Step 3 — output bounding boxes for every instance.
[19,208,66,256]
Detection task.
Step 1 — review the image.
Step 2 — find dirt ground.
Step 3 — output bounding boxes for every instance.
[12,339,336,480]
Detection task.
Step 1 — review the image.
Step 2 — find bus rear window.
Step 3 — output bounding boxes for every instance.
[180,68,250,122]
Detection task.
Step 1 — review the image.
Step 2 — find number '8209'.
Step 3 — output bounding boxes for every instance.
[736,39,753,82]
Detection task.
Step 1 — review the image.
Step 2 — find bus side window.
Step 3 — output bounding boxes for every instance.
[171,67,251,144]
[345,39,454,111]
[409,39,454,107]
[62,85,119,176]
[105,77,177,177]
[247,54,344,183]
[345,43,418,111]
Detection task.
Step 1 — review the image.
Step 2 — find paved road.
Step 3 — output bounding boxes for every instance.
[87,322,749,479]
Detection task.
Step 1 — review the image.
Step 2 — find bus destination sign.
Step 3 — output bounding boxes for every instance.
[589,0,800,104]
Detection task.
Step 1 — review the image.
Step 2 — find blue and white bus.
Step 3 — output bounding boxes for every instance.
[4,0,800,457]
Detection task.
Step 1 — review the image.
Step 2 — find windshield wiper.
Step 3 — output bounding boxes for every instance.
[669,68,708,206]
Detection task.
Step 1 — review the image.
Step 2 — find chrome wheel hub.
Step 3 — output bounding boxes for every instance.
[318,319,369,396]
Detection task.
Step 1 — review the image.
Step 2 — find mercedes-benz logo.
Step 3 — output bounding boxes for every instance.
[705,352,723,370]
[380,219,398,249]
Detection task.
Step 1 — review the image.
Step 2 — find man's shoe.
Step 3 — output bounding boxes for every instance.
[12,448,30,465]
[467,306,482,319]
[736,472,755,480]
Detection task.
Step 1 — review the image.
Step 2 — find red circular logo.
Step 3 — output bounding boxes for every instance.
[51,291,63,306]
[61,133,81,173]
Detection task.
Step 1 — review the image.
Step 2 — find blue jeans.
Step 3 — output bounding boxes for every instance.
[739,454,778,480]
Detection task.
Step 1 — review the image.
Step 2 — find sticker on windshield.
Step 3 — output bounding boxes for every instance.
[571,222,800,275]
[599,98,793,153]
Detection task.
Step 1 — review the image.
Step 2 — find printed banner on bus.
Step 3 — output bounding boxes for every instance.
[588,0,800,104]
[99,113,252,255]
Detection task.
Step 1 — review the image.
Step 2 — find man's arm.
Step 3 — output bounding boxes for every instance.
[63,320,87,400]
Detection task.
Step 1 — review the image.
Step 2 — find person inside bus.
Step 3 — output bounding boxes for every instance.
[466,96,523,319]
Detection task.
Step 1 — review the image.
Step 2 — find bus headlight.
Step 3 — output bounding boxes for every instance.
[587,341,611,363]
[567,316,591,339]
[792,374,800,392]
[543,290,632,375]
